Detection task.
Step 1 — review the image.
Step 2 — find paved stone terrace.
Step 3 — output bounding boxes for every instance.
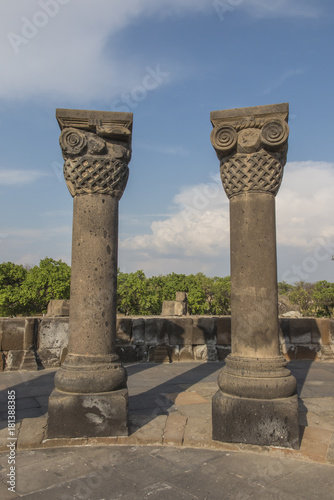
[0,361,333,498]
[0,361,333,463]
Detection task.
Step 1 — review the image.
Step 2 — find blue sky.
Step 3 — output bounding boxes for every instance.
[0,0,334,283]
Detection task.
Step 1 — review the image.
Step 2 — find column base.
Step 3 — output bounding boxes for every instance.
[212,390,299,449]
[47,388,128,439]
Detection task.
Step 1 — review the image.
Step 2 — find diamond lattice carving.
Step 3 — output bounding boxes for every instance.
[220,150,286,199]
[64,155,129,199]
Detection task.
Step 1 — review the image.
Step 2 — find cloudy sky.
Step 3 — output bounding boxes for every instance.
[0,0,333,283]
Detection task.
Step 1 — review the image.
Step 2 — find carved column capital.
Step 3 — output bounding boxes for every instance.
[210,103,289,199]
[56,109,133,200]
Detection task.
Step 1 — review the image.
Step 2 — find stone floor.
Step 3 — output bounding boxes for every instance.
[0,361,333,498]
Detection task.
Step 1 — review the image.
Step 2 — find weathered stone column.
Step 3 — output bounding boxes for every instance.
[47,109,133,438]
[210,103,299,449]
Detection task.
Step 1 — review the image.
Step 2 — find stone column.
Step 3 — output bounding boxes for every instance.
[47,109,133,439]
[210,103,299,449]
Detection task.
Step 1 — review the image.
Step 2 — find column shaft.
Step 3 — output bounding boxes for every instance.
[69,194,118,356]
[230,193,279,357]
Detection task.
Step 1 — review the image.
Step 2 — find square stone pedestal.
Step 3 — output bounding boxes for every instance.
[47,388,128,439]
[212,391,299,449]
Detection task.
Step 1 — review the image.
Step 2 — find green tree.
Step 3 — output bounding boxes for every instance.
[289,281,315,316]
[278,281,294,296]
[0,262,28,316]
[210,276,231,315]
[20,257,71,315]
[312,280,334,317]
[117,270,150,315]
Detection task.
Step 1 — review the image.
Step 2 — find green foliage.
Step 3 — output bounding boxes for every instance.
[312,281,334,318]
[0,262,28,316]
[0,258,71,316]
[1,256,334,319]
[116,271,231,316]
[287,281,315,316]
[277,281,294,296]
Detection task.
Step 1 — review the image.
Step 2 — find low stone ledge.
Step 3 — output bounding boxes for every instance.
[0,316,333,369]
[0,318,26,350]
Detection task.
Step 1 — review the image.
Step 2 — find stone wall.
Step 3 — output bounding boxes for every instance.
[0,316,333,370]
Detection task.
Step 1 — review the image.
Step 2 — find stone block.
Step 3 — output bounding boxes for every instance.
[161,301,185,316]
[153,345,171,363]
[46,300,70,317]
[183,415,212,448]
[315,318,331,345]
[132,318,145,345]
[216,346,231,360]
[116,317,132,344]
[330,320,334,344]
[279,318,290,344]
[194,342,218,362]
[17,416,47,450]
[24,318,39,350]
[4,350,25,370]
[163,413,188,446]
[289,318,314,344]
[123,414,167,446]
[192,317,217,344]
[38,317,69,350]
[144,318,168,345]
[179,345,194,361]
[0,352,5,371]
[212,391,299,449]
[20,350,38,371]
[281,343,321,361]
[175,292,187,302]
[37,348,62,368]
[166,318,193,345]
[1,319,25,350]
[47,388,128,438]
[116,345,138,363]
[216,316,231,345]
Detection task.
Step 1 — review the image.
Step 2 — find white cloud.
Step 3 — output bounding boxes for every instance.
[120,162,334,278]
[0,0,209,102]
[0,0,322,102]
[0,169,49,185]
[276,162,334,249]
[121,173,229,257]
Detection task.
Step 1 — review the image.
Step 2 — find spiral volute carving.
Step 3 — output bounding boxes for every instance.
[60,128,87,155]
[210,125,237,154]
[260,118,289,149]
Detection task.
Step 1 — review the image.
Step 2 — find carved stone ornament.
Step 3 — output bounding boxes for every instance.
[210,104,289,199]
[56,109,133,199]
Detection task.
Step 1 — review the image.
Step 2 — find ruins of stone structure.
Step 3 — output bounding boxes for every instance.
[46,300,70,317]
[161,292,188,316]
[210,103,299,448]
[47,109,133,439]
